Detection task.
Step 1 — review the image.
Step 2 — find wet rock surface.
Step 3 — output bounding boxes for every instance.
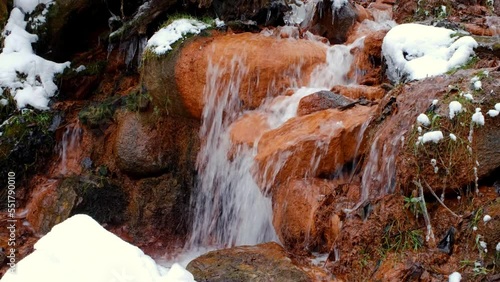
[256,106,375,190]
[144,32,327,119]
[186,242,313,282]
[114,112,199,177]
[2,0,500,280]
[297,90,354,116]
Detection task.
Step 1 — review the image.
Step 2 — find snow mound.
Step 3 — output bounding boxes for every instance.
[417,113,430,126]
[146,19,209,55]
[449,272,461,282]
[382,23,477,83]
[0,214,195,282]
[0,6,70,110]
[449,101,463,119]
[472,108,485,126]
[418,130,444,144]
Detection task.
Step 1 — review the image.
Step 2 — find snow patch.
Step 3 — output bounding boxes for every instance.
[382,24,477,83]
[488,110,499,117]
[417,113,430,126]
[473,80,482,90]
[449,133,457,141]
[0,214,195,282]
[496,242,500,252]
[449,272,461,282]
[495,103,500,112]
[0,6,70,110]
[483,214,492,222]
[146,19,209,55]
[471,108,485,126]
[419,131,444,144]
[449,101,463,119]
[462,93,473,101]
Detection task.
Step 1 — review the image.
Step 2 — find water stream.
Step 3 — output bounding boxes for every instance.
[185,33,363,255]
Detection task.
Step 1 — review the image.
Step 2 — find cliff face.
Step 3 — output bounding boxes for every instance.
[0,0,499,280]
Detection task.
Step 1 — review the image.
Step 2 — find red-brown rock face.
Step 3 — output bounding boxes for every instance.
[255,105,376,192]
[173,32,327,119]
[272,178,342,254]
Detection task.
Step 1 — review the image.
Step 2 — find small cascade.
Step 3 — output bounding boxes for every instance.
[187,56,278,249]
[187,32,363,252]
[57,122,83,176]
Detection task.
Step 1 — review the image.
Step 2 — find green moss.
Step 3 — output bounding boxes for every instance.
[0,109,55,207]
[447,56,479,75]
[125,90,150,112]
[78,97,120,128]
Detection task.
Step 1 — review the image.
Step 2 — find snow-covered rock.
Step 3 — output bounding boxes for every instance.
[382,24,477,83]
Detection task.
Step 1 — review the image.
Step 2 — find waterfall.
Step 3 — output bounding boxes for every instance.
[187,56,278,249]
[186,34,364,252]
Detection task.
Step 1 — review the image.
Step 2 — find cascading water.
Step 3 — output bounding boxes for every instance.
[186,32,364,253]
[57,122,83,175]
[187,56,278,249]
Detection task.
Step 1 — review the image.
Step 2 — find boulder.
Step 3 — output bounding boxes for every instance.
[255,106,376,191]
[144,32,327,119]
[272,178,342,253]
[307,0,357,44]
[297,90,354,116]
[186,242,313,282]
[127,173,192,241]
[347,29,388,86]
[114,112,200,177]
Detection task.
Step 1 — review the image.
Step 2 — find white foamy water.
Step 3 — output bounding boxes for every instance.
[187,56,278,249]
[180,13,385,265]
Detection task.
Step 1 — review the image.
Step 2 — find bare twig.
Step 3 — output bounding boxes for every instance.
[413,180,435,246]
[423,179,461,218]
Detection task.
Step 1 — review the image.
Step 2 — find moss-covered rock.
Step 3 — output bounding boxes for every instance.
[128,173,191,240]
[0,110,55,208]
